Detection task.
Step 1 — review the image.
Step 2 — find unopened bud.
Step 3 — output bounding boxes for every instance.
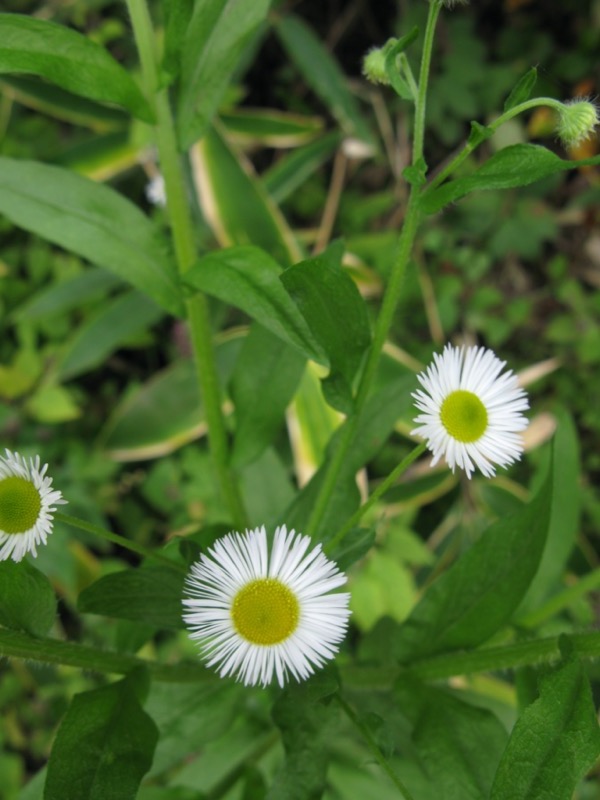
[362,46,391,86]
[556,100,599,148]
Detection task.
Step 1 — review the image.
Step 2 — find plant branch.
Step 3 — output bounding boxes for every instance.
[426,96,566,191]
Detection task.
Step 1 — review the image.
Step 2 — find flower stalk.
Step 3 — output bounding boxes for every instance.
[306,0,442,537]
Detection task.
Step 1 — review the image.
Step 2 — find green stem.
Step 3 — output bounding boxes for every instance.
[412,0,442,165]
[125,0,247,530]
[306,1,442,539]
[324,442,426,555]
[55,512,187,574]
[0,628,210,682]
[339,631,600,688]
[427,96,566,191]
[335,694,416,800]
[306,193,421,538]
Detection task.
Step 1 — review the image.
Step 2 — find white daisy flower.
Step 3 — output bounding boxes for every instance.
[411,344,529,478]
[0,450,66,561]
[183,525,351,688]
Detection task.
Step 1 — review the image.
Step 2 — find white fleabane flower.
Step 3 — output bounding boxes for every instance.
[411,344,529,478]
[183,525,351,688]
[0,450,66,561]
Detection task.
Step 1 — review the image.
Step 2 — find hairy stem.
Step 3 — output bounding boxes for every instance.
[306,0,442,538]
[324,442,426,555]
[125,0,247,529]
[427,96,567,191]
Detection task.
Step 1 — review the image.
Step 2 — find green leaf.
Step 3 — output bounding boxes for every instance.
[78,567,185,629]
[392,448,554,663]
[263,131,341,204]
[384,27,419,101]
[0,158,183,316]
[177,0,271,147]
[102,360,202,461]
[146,681,243,776]
[395,678,508,800]
[0,14,153,122]
[44,670,158,800]
[281,249,371,412]
[490,655,600,800]
[192,125,301,267]
[160,0,194,87]
[504,67,537,112]
[220,108,324,147]
[0,75,127,132]
[518,410,580,615]
[25,384,81,424]
[267,668,339,800]
[276,15,375,148]
[57,291,163,381]
[0,560,56,637]
[421,144,600,214]
[13,268,121,322]
[102,341,241,461]
[329,527,375,572]
[185,246,326,363]
[230,325,306,468]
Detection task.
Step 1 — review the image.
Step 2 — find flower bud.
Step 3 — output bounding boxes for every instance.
[362,46,391,86]
[556,100,599,148]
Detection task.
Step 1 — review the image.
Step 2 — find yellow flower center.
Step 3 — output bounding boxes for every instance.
[231,578,300,645]
[0,476,42,534]
[440,390,488,443]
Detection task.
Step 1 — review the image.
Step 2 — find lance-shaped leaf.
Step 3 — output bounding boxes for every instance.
[191,124,301,267]
[177,0,272,147]
[102,339,240,461]
[517,410,580,615]
[44,670,158,800]
[490,654,600,800]
[276,15,375,148]
[0,75,127,132]
[281,248,372,412]
[230,325,306,468]
[263,131,341,203]
[392,447,554,663]
[57,291,163,381]
[421,144,600,215]
[0,158,183,316]
[186,246,326,363]
[78,567,186,630]
[503,67,537,112]
[0,14,153,122]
